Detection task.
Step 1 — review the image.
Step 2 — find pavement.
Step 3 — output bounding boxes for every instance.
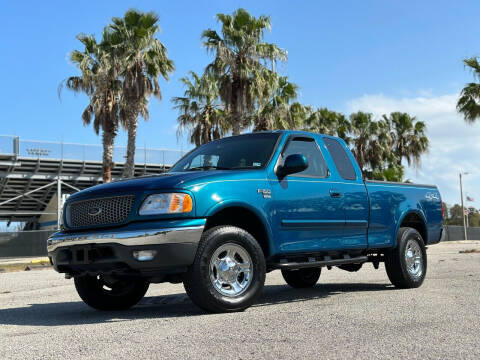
[0,241,479,360]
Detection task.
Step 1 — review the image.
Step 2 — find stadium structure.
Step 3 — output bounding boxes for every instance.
[0,135,184,231]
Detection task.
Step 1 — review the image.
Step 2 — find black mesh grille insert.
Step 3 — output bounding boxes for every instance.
[67,195,135,228]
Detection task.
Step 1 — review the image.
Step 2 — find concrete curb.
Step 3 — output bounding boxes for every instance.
[436,240,480,244]
[0,257,51,273]
[30,257,50,265]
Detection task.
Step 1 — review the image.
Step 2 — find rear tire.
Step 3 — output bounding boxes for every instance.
[281,268,321,288]
[337,263,363,272]
[385,227,427,288]
[74,274,149,311]
[183,226,266,313]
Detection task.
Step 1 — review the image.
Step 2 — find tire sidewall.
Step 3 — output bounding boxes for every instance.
[397,228,427,287]
[74,275,149,311]
[193,227,266,311]
[281,268,321,288]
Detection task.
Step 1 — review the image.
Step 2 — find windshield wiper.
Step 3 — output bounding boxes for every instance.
[186,166,232,171]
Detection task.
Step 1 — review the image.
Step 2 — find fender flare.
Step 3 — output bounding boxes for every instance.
[394,209,428,247]
[205,200,275,257]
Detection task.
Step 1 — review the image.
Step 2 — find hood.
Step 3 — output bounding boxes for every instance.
[67,170,265,200]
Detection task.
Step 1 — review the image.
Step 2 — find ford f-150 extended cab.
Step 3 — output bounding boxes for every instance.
[48,131,443,312]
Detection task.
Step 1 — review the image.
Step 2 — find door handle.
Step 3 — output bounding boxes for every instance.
[329,189,342,198]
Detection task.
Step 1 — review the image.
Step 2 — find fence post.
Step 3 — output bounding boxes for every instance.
[144,145,147,175]
[13,136,20,159]
[57,178,62,230]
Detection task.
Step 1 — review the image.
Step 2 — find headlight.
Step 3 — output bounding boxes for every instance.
[139,193,193,215]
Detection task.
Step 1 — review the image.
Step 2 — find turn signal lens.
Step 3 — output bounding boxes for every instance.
[139,193,193,215]
[182,193,193,212]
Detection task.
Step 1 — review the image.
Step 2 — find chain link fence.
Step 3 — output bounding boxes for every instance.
[0,230,54,257]
[443,225,480,241]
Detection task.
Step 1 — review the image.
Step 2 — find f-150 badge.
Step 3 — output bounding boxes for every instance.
[257,189,271,198]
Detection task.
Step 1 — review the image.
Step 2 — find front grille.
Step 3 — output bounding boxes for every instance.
[66,195,135,228]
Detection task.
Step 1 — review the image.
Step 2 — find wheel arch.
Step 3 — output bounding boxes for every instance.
[396,209,428,246]
[204,201,274,258]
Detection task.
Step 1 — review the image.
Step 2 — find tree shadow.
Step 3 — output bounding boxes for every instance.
[0,282,393,327]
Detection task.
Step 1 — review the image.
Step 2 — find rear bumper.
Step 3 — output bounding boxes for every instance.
[47,219,205,276]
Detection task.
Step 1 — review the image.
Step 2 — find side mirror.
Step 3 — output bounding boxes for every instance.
[277,154,308,177]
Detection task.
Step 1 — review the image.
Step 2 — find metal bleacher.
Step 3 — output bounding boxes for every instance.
[0,135,184,226]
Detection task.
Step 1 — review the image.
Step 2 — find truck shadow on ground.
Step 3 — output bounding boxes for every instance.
[0,282,393,327]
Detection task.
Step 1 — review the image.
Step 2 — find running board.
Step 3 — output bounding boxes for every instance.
[270,255,368,270]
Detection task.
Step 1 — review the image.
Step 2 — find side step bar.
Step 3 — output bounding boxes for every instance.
[270,255,368,270]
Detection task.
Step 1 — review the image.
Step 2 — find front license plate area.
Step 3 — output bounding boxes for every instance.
[70,245,93,264]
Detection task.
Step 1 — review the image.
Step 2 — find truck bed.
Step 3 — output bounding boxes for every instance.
[365,180,443,247]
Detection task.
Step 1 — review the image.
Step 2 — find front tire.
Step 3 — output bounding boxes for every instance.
[183,226,266,313]
[385,227,427,288]
[74,274,149,311]
[281,268,321,288]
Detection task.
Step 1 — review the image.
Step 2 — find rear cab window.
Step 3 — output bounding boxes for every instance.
[322,137,357,180]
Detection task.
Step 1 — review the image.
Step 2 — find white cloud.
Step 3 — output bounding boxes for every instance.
[346,93,480,207]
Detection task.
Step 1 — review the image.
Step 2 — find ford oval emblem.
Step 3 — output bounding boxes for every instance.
[88,207,102,216]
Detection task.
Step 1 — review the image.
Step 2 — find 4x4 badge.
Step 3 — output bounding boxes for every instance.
[425,192,439,201]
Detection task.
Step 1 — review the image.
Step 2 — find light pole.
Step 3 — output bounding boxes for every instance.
[459,172,469,240]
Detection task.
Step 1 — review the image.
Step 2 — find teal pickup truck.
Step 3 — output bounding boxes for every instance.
[48,131,443,313]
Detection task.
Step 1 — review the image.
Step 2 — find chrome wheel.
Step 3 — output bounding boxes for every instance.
[405,239,423,279]
[209,243,253,297]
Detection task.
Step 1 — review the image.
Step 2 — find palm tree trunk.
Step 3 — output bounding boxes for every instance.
[231,81,242,135]
[123,118,138,178]
[231,110,241,135]
[102,129,115,183]
[232,119,241,135]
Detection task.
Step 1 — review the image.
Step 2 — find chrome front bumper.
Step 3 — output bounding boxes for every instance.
[47,225,205,252]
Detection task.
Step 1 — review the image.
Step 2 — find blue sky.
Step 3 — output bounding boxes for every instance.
[1,0,480,205]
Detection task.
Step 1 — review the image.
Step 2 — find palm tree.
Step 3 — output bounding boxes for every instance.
[202,8,287,135]
[173,72,228,146]
[457,57,480,123]
[349,112,391,176]
[61,34,121,183]
[305,108,351,143]
[107,9,175,178]
[383,112,429,167]
[252,71,302,131]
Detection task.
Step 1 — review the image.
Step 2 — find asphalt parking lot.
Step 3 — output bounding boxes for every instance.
[1,241,479,360]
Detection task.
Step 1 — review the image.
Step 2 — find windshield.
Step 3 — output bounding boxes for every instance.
[170,133,281,172]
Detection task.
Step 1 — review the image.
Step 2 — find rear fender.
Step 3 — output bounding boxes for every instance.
[394,209,428,248]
